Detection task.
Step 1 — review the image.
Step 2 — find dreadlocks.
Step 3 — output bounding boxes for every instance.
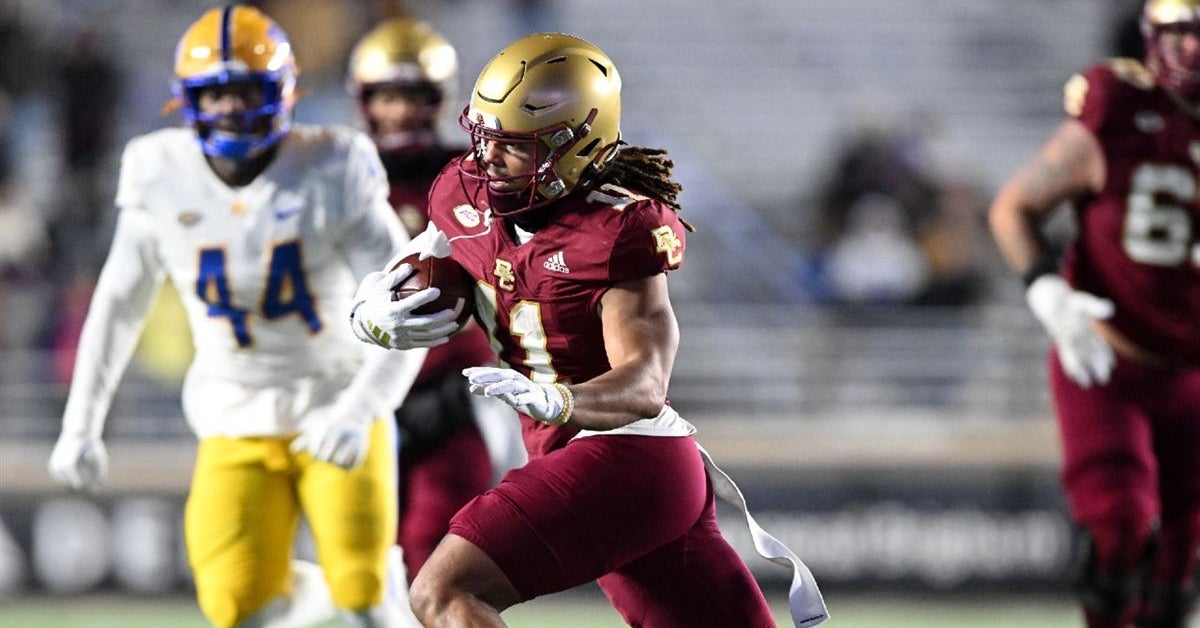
[597,145,694,231]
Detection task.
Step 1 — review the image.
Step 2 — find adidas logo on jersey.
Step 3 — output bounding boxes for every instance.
[543,251,570,274]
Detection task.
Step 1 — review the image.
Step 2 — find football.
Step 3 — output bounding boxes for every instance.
[390,252,475,331]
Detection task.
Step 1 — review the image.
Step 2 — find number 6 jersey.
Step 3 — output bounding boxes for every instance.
[1063,59,1200,365]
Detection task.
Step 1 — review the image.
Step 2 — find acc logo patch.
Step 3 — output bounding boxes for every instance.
[178,210,202,226]
[453,204,481,228]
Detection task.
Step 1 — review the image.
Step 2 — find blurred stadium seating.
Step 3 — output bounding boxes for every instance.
[0,0,1135,606]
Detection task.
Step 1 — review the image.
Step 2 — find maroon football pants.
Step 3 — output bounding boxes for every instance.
[450,434,776,627]
[1050,351,1200,627]
[398,425,491,583]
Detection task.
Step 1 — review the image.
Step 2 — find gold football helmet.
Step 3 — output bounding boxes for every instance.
[347,18,457,154]
[459,33,622,216]
[1141,0,1200,98]
[172,5,298,160]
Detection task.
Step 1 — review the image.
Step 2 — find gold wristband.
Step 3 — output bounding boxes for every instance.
[547,383,574,426]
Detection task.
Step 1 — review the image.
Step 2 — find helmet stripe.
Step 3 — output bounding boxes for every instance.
[219,6,233,63]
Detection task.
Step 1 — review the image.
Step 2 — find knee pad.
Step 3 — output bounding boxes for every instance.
[226,561,337,628]
[329,567,386,611]
[196,576,277,628]
[197,590,243,628]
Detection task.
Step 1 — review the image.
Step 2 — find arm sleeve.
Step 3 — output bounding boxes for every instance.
[59,205,165,438]
[335,131,428,419]
[339,132,409,278]
[341,344,429,420]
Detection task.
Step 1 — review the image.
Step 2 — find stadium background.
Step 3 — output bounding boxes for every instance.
[0,0,1168,626]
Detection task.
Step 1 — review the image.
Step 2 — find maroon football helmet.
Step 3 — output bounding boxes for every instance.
[1141,0,1200,99]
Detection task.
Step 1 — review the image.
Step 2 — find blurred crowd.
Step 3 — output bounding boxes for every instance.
[0,4,118,383]
[0,0,1141,377]
[795,111,996,307]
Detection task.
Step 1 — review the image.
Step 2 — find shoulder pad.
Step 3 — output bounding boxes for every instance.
[1106,57,1155,90]
[1064,73,1089,118]
[1064,59,1155,118]
[585,183,650,211]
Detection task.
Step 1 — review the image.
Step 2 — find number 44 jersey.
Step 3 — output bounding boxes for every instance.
[71,124,406,438]
[1064,59,1200,365]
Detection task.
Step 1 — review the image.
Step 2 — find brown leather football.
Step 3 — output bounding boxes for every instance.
[390,253,475,329]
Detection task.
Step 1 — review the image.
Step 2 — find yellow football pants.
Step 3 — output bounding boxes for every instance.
[184,421,397,627]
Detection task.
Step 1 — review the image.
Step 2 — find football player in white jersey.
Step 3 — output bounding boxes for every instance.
[46,6,450,627]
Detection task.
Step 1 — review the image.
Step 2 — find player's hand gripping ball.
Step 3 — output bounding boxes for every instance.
[349,225,475,350]
[390,252,475,331]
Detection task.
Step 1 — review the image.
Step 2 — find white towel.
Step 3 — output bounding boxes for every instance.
[698,445,829,627]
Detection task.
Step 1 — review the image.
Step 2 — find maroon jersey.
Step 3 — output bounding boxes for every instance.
[428,155,688,456]
[1063,60,1200,364]
[384,148,494,386]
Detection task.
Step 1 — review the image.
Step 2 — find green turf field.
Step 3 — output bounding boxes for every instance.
[0,592,1089,627]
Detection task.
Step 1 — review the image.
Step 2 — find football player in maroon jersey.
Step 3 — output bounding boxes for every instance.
[350,33,827,627]
[989,1,1200,626]
[346,18,524,587]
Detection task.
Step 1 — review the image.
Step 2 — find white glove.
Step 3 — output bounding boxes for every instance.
[350,264,461,350]
[462,367,572,425]
[48,434,109,492]
[1026,274,1116,388]
[290,402,374,470]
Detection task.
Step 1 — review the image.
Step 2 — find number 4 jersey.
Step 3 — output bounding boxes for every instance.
[66,124,407,438]
[1063,59,1200,365]
[427,154,691,457]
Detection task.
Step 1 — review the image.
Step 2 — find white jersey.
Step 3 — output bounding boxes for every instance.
[62,124,411,438]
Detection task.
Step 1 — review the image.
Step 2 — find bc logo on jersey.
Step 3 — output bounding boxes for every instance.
[493,259,516,291]
[651,225,683,267]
